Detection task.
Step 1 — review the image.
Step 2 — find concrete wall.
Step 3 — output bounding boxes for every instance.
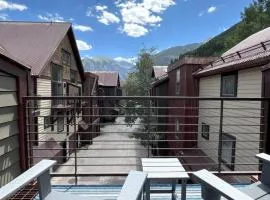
[198,67,262,171]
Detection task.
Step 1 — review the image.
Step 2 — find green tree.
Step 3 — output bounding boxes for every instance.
[177,0,270,61]
[123,48,154,124]
[123,48,161,153]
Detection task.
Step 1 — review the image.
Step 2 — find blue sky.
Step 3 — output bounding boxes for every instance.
[0,0,253,60]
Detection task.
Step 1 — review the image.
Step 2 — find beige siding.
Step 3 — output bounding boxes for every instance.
[0,73,20,186]
[198,67,262,172]
[36,78,52,141]
[0,92,17,108]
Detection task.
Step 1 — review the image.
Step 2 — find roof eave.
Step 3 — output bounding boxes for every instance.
[193,56,270,78]
[68,27,85,82]
[168,56,218,72]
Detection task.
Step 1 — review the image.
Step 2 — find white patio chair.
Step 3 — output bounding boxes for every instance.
[0,160,147,200]
[193,153,270,200]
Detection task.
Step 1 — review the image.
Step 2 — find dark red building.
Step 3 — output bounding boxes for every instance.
[81,72,100,144]
[91,71,122,122]
[151,56,216,157]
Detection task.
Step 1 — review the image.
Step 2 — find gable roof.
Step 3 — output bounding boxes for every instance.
[0,21,84,79]
[90,71,120,87]
[152,66,168,79]
[195,27,270,77]
[0,45,31,70]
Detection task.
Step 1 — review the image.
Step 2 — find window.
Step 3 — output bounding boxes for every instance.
[57,117,64,132]
[221,132,236,170]
[44,116,51,129]
[201,123,210,140]
[62,49,71,66]
[221,73,237,97]
[176,69,180,95]
[70,70,76,83]
[51,64,63,96]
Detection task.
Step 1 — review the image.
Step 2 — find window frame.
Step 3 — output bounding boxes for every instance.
[220,72,238,97]
[221,132,236,170]
[175,68,180,95]
[70,70,76,83]
[201,122,210,140]
[62,49,71,66]
[44,116,51,130]
[57,116,64,132]
[51,63,63,97]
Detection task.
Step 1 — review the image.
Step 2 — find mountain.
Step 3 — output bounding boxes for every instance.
[82,43,202,80]
[182,23,241,57]
[82,56,135,80]
[152,43,201,65]
[182,0,270,58]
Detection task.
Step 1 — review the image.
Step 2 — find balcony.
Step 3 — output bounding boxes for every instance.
[20,96,268,199]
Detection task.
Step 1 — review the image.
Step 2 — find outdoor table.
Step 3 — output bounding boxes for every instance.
[141,158,189,200]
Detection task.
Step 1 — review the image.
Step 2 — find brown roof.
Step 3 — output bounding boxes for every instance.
[168,56,218,72]
[0,21,84,78]
[195,26,270,77]
[0,45,31,69]
[151,74,168,87]
[152,66,168,79]
[223,27,270,56]
[84,72,99,79]
[90,71,120,87]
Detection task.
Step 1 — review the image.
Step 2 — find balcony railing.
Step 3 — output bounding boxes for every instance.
[23,96,269,185]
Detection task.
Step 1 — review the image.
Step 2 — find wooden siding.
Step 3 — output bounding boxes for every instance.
[40,35,82,84]
[37,78,52,141]
[0,73,20,186]
[198,67,262,172]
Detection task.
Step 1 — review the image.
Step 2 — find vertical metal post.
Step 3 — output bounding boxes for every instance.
[74,99,78,185]
[147,99,151,158]
[218,99,224,173]
[23,97,31,169]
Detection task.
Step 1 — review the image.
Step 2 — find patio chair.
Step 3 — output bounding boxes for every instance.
[0,160,147,200]
[193,153,270,200]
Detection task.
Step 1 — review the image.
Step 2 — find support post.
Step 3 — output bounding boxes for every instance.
[74,99,78,185]
[218,99,224,173]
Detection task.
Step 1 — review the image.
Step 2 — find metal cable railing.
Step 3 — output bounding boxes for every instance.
[23,96,268,184]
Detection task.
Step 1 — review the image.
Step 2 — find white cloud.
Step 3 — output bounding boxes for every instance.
[199,6,217,17]
[76,40,92,51]
[73,24,93,32]
[143,0,176,13]
[38,13,65,22]
[114,56,137,64]
[116,0,175,37]
[198,11,204,17]
[89,0,175,37]
[95,5,107,11]
[86,7,93,17]
[0,0,27,11]
[97,11,120,25]
[207,6,216,13]
[0,13,8,20]
[121,23,148,37]
[95,5,120,25]
[119,1,162,25]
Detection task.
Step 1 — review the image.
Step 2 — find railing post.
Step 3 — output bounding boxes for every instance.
[147,99,150,158]
[23,97,31,169]
[218,99,224,173]
[74,99,78,185]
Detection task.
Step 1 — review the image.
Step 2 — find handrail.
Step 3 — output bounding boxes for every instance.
[0,160,56,200]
